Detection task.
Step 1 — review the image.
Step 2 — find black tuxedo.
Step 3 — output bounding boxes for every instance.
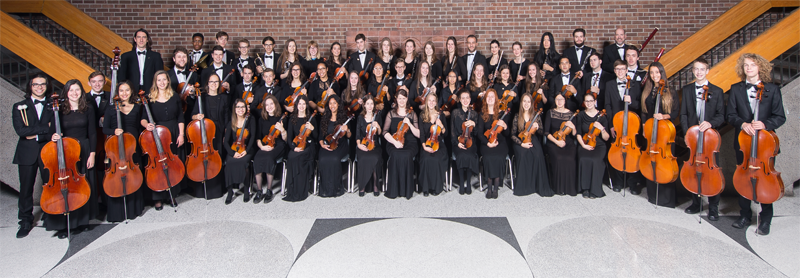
[602,44,626,73]
[347,50,377,76]
[85,91,109,125]
[562,45,596,74]
[579,70,615,111]
[628,67,647,84]
[233,56,255,85]
[604,78,642,119]
[249,83,281,113]
[201,63,238,90]
[221,49,236,66]
[11,97,55,224]
[169,66,200,94]
[457,51,487,82]
[118,49,164,93]
[726,81,786,153]
[548,72,583,111]
[679,82,725,135]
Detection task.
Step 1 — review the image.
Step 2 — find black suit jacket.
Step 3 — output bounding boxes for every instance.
[168,66,200,94]
[679,83,725,135]
[118,49,164,93]
[602,44,626,73]
[562,46,596,74]
[12,98,55,165]
[201,64,238,89]
[347,50,377,76]
[726,81,786,151]
[548,72,583,111]
[457,51,487,82]
[579,70,614,111]
[85,91,109,125]
[249,83,281,113]
[604,78,642,121]
[221,49,236,66]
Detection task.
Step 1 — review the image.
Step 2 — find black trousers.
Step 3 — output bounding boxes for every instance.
[691,194,720,209]
[738,195,773,222]
[17,160,46,225]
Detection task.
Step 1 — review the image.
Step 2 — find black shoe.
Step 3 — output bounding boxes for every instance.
[612,187,621,192]
[630,187,641,195]
[423,192,429,197]
[493,186,499,199]
[465,184,472,195]
[731,216,751,229]
[154,203,163,211]
[56,230,68,239]
[459,184,466,195]
[225,189,234,205]
[243,191,251,203]
[264,189,274,203]
[757,221,771,235]
[16,223,32,238]
[684,203,701,214]
[359,191,365,197]
[485,187,492,199]
[253,191,264,204]
[708,211,719,221]
[374,191,380,197]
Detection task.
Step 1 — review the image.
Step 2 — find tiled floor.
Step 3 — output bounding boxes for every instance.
[1,183,798,278]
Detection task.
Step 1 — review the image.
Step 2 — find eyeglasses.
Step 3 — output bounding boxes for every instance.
[32,83,47,87]
[208,81,220,83]
[584,99,595,103]
[235,106,247,109]
[292,69,301,72]
[263,43,274,47]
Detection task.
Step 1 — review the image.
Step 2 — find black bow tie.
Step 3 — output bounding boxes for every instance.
[745,83,758,90]
[92,92,104,97]
[33,99,46,105]
[358,51,365,55]
[562,74,570,78]
[466,53,475,56]
[177,70,186,75]
[576,46,583,51]
[215,67,222,71]
[137,51,146,55]
[617,45,625,49]
[192,51,201,55]
[628,70,635,73]
[264,55,272,59]
[617,82,626,85]
[695,85,704,90]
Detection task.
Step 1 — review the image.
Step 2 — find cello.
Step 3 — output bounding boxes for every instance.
[185,83,222,192]
[293,111,318,151]
[262,112,288,147]
[732,83,784,204]
[323,116,354,150]
[139,90,184,208]
[231,111,252,155]
[681,85,724,199]
[424,113,444,151]
[484,108,511,144]
[518,108,543,144]
[640,80,678,184]
[102,96,144,210]
[609,76,641,174]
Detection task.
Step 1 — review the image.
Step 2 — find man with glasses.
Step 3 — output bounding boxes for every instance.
[604,60,642,193]
[235,38,255,85]
[256,36,280,76]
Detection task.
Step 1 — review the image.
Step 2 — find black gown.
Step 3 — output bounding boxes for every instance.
[508,58,530,83]
[544,109,578,196]
[477,112,510,179]
[641,91,680,208]
[224,116,256,187]
[450,108,480,181]
[355,113,383,192]
[102,103,145,222]
[44,105,97,231]
[188,94,228,199]
[383,109,419,199]
[510,115,553,197]
[418,115,448,195]
[283,114,318,202]
[317,114,350,197]
[141,94,184,202]
[253,114,288,179]
[576,110,609,198]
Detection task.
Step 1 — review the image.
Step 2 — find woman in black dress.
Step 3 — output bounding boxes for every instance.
[419,93,448,196]
[189,73,229,199]
[253,94,287,203]
[509,42,530,83]
[400,39,418,78]
[301,41,322,77]
[440,70,461,116]
[576,93,610,198]
[355,97,383,196]
[486,39,508,82]
[450,88,480,195]
[377,37,396,78]
[46,79,97,238]
[468,64,489,109]
[276,39,303,81]
[544,93,578,196]
[523,63,548,110]
[382,89,420,199]
[140,70,184,210]
[477,89,510,199]
[318,95,351,197]
[492,65,519,116]
[309,61,339,114]
[510,93,553,197]
[442,36,460,82]
[534,32,560,80]
[640,62,680,208]
[223,99,256,204]
[409,61,439,112]
[326,42,348,89]
[281,63,307,113]
[282,95,317,202]
[422,41,443,82]
[102,81,145,222]
[366,62,391,120]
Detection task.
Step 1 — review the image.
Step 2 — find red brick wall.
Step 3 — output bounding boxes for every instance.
[67,0,738,68]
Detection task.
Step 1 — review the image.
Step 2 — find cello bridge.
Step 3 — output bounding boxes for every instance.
[748,165,761,170]
[158,157,167,162]
[57,176,70,181]
[118,165,128,170]
[694,160,706,164]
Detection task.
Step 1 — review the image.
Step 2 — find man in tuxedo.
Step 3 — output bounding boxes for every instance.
[169,47,198,123]
[234,38,255,86]
[680,58,725,221]
[189,33,208,69]
[580,53,614,111]
[235,64,257,109]
[12,75,55,238]
[604,60,642,193]
[602,28,628,73]
[563,28,595,74]
[458,35,486,83]
[118,28,164,93]
[347,33,377,77]
[726,53,786,235]
[390,58,412,98]
[548,57,582,111]
[201,46,237,102]
[625,46,646,83]
[215,31,235,66]
[251,68,280,113]
[86,71,109,200]
[256,36,280,75]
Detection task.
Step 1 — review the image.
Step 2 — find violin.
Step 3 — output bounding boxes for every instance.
[316,80,335,109]
[732,83,784,204]
[640,80,678,184]
[231,111,251,155]
[440,85,464,112]
[414,77,442,104]
[559,74,581,100]
[374,70,391,106]
[358,58,374,80]
[257,80,277,110]
[518,108,543,144]
[292,111,318,151]
[608,76,642,173]
[333,58,350,81]
[484,108,511,144]
[533,79,548,110]
[581,109,606,148]
[458,106,474,148]
[285,72,317,108]
[498,80,521,111]
[323,116,354,150]
[241,76,258,108]
[391,107,414,145]
[185,84,222,183]
[103,96,144,201]
[361,112,380,151]
[178,64,200,104]
[553,110,579,141]
[262,112,288,147]
[138,90,184,203]
[219,69,236,94]
[347,94,363,117]
[424,113,444,151]
[40,94,91,215]
[681,85,725,197]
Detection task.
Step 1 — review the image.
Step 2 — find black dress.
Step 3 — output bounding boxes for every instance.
[641,91,681,208]
[485,55,507,79]
[477,112,510,179]
[188,93,228,199]
[223,116,256,187]
[510,115,553,197]
[382,109,419,199]
[450,107,480,180]
[576,110,609,198]
[493,82,520,118]
[418,114,448,195]
[283,114,318,202]
[44,106,97,231]
[102,103,145,222]
[355,113,383,192]
[253,114,288,178]
[544,109,578,196]
[508,58,530,83]
[141,94,184,201]
[317,114,350,197]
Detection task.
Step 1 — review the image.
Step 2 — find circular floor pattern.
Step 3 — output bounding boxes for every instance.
[45,221,294,278]
[289,218,532,278]
[747,216,800,277]
[527,216,785,278]
[1,227,69,278]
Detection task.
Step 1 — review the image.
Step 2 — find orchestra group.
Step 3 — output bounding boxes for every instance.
[12,27,786,240]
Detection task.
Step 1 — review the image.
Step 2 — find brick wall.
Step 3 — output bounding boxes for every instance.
[67,0,739,69]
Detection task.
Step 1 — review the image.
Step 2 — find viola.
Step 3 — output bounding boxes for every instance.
[640,80,678,184]
[178,64,200,105]
[553,110,579,141]
[138,90,184,204]
[40,94,91,215]
[458,106,474,148]
[391,107,414,145]
[292,111,318,151]
[358,58,374,80]
[581,109,606,148]
[681,85,724,197]
[498,80,521,111]
[219,69,236,94]
[231,112,251,155]
[374,70,391,106]
[484,108,511,144]
[732,83,784,204]
[285,72,317,108]
[424,113,444,151]
[241,76,258,108]
[559,74,581,100]
[103,97,144,200]
[414,77,442,104]
[185,84,222,183]
[518,108,543,144]
[333,58,350,81]
[608,76,642,173]
[360,112,380,151]
[323,116,354,150]
[262,112,288,147]
[440,85,464,112]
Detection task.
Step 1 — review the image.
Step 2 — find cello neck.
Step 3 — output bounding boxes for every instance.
[142,98,166,156]
[115,103,127,162]
[650,92,661,144]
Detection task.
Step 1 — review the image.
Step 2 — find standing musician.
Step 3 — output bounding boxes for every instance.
[418,93,448,196]
[170,47,198,124]
[534,32,560,80]
[681,58,725,220]
[347,34,377,78]
[12,74,54,238]
[309,62,340,114]
[189,73,229,199]
[477,89,510,199]
[234,38,255,86]
[523,63,548,109]
[544,93,578,196]
[366,62,391,117]
[562,28,595,74]
[189,33,207,69]
[509,93,553,197]
[282,95,316,202]
[301,41,323,77]
[256,36,280,75]
[253,94,286,203]
[576,92,610,198]
[450,88,480,195]
[409,61,438,112]
[276,39,303,81]
[355,97,384,196]
[382,89,420,199]
[625,46,646,83]
[492,65,518,115]
[485,40,508,81]
[376,37,396,78]
[458,35,486,83]
[548,57,582,111]
[200,45,237,101]
[317,95,351,198]
[441,36,461,82]
[726,53,786,235]
[234,64,257,110]
[222,99,255,204]
[581,53,613,111]
[214,31,235,66]
[400,39,418,78]
[86,71,110,203]
[509,41,529,82]
[602,28,629,73]
[390,58,412,98]
[280,63,307,113]
[468,63,489,105]
[604,60,642,193]
[118,28,163,93]
[422,41,443,82]
[251,68,280,113]
[327,42,348,89]
[640,62,680,208]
